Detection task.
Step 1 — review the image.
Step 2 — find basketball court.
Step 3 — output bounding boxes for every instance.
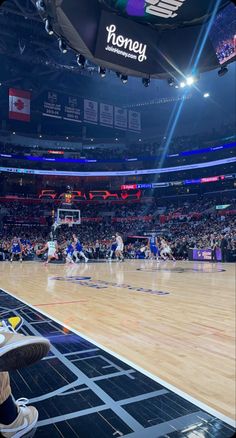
[0,259,235,437]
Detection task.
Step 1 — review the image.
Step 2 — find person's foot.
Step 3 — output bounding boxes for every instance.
[0,322,50,372]
[0,398,38,438]
[85,257,88,263]
[0,317,23,332]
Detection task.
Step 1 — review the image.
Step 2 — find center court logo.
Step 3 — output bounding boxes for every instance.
[50,276,170,296]
[105,24,147,62]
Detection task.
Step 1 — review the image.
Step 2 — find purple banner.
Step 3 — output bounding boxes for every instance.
[192,248,222,262]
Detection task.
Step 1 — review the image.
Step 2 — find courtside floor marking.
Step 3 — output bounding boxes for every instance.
[1,287,235,429]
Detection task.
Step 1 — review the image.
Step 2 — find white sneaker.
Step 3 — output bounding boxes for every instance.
[0,324,50,372]
[0,398,38,438]
[85,258,88,263]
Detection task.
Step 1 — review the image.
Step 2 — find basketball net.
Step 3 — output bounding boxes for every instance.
[53,217,73,230]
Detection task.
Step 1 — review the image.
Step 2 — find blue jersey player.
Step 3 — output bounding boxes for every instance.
[108,236,117,260]
[65,242,75,264]
[148,234,159,261]
[72,234,88,263]
[10,237,23,262]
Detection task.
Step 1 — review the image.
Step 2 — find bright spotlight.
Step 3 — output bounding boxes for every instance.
[44,18,53,35]
[180,81,186,88]
[98,66,106,78]
[58,39,67,54]
[203,92,210,98]
[121,75,128,84]
[186,76,194,86]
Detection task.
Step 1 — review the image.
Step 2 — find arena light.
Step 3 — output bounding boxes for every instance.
[44,18,54,35]
[168,78,175,87]
[98,66,106,78]
[36,0,46,12]
[203,92,210,98]
[76,54,86,67]
[142,77,150,88]
[58,38,68,54]
[121,75,128,84]
[186,76,194,86]
[218,66,228,77]
[180,81,186,88]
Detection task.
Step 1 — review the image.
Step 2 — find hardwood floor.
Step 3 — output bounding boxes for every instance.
[0,259,235,420]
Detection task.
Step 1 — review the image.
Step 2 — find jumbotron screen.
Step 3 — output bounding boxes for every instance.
[209,2,236,65]
[99,0,232,26]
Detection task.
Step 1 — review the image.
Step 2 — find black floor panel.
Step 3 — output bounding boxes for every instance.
[0,289,235,438]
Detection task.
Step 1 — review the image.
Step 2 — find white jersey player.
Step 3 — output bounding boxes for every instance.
[115,232,124,261]
[160,238,175,261]
[37,239,58,264]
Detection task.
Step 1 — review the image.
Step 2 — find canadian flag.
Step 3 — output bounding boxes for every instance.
[9,88,31,122]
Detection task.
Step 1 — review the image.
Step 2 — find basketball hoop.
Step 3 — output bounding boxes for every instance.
[55,208,81,227]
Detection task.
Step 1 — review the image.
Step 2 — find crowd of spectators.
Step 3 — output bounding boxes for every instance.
[1,122,234,162]
[0,196,235,262]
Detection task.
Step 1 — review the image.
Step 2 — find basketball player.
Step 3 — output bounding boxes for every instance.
[108,236,117,260]
[36,236,58,264]
[72,234,88,263]
[65,241,75,264]
[148,233,160,261]
[10,237,23,262]
[160,238,176,261]
[115,232,124,261]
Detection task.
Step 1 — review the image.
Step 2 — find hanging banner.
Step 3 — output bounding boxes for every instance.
[9,88,31,122]
[63,95,83,123]
[128,110,141,131]
[40,92,141,130]
[99,103,114,127]
[114,106,128,130]
[84,99,98,124]
[42,91,62,119]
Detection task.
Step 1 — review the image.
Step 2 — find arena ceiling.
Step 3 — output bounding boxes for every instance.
[32,0,235,79]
